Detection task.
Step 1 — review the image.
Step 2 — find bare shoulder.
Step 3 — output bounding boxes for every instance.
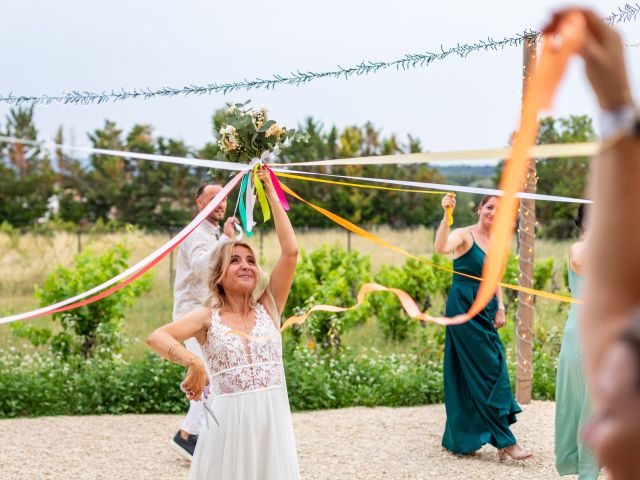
[259,284,281,325]
[182,307,214,328]
[569,241,585,273]
[569,241,585,258]
[453,227,473,245]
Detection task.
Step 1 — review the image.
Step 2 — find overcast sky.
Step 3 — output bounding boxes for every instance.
[0,0,638,165]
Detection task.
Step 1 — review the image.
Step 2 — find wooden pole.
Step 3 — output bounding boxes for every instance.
[515,37,537,404]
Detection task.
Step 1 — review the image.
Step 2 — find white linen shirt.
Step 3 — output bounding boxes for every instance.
[172,221,229,322]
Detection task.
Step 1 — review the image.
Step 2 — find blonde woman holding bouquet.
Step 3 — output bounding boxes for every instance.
[148,166,300,480]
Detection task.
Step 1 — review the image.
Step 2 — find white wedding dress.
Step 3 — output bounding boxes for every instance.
[189,303,300,480]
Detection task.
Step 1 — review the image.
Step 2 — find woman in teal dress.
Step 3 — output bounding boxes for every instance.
[555,204,600,479]
[434,194,531,460]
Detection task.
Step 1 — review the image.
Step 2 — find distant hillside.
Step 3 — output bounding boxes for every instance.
[433,165,496,188]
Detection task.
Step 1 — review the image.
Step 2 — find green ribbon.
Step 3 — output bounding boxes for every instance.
[238,172,253,237]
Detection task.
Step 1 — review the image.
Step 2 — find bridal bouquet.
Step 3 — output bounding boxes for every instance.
[217,101,308,163]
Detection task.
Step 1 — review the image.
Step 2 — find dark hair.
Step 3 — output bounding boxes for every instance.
[195,182,217,200]
[619,309,640,390]
[477,195,498,211]
[575,203,589,231]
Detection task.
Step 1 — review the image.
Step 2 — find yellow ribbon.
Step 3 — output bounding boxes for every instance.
[253,164,271,222]
[225,183,578,341]
[275,172,445,195]
[445,192,455,227]
[464,12,585,318]
[280,282,472,332]
[275,171,456,228]
[228,12,588,340]
[280,182,578,304]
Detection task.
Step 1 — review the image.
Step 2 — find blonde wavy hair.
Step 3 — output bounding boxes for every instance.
[205,240,268,310]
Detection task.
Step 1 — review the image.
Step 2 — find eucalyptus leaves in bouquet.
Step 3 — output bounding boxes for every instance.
[217,101,309,163]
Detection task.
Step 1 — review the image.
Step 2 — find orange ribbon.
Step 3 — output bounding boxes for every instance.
[467,12,585,318]
[280,282,470,332]
[227,12,587,339]
[280,183,577,304]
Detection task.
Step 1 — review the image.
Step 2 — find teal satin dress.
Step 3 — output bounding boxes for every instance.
[554,266,599,479]
[442,239,522,454]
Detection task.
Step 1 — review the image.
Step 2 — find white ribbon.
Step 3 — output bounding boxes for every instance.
[0,135,250,172]
[0,174,244,325]
[275,142,599,167]
[245,169,256,234]
[0,136,599,171]
[273,168,592,204]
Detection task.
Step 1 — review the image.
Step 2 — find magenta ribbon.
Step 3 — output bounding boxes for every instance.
[265,165,290,211]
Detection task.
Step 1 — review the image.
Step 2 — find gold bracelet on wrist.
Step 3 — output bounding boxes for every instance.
[167,343,181,360]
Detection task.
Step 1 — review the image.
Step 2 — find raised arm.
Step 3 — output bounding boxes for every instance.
[434,194,465,254]
[257,167,298,319]
[147,308,211,400]
[573,10,640,387]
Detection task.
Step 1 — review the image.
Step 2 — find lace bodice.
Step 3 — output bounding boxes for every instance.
[202,303,284,396]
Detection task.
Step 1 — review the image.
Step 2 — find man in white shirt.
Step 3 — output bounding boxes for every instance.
[171,182,237,460]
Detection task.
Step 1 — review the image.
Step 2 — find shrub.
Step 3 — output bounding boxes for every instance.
[371,254,451,342]
[10,241,152,359]
[285,245,372,349]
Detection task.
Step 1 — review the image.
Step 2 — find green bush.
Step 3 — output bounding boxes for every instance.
[0,350,185,418]
[371,254,451,342]
[534,257,554,291]
[285,245,373,349]
[0,337,559,418]
[285,343,444,410]
[10,241,152,359]
[0,345,445,417]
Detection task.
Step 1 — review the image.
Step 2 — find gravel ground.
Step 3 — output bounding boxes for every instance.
[0,401,588,479]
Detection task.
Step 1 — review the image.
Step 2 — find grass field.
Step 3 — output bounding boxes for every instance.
[0,228,573,358]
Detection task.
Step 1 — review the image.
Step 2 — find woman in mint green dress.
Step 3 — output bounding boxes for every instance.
[555,205,600,479]
[434,194,531,460]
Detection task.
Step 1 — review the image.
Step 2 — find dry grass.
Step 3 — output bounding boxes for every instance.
[0,229,574,357]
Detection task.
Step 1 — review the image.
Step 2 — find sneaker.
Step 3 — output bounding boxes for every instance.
[170,431,198,461]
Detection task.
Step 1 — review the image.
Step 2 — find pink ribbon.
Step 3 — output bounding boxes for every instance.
[265,165,289,211]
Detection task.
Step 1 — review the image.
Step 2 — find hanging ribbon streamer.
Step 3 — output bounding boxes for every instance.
[264,166,290,211]
[273,171,457,225]
[238,155,291,236]
[244,169,256,236]
[466,12,586,318]
[0,134,595,204]
[227,177,580,343]
[238,173,251,236]
[280,182,578,304]
[228,281,474,341]
[273,169,591,204]
[0,173,244,325]
[253,163,271,223]
[269,142,599,168]
[0,135,250,173]
[280,283,475,332]
[274,171,446,195]
[0,12,588,326]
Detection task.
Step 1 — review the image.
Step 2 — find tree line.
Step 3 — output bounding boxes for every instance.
[0,105,593,238]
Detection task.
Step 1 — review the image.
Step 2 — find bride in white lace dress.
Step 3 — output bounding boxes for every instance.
[148,166,300,479]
